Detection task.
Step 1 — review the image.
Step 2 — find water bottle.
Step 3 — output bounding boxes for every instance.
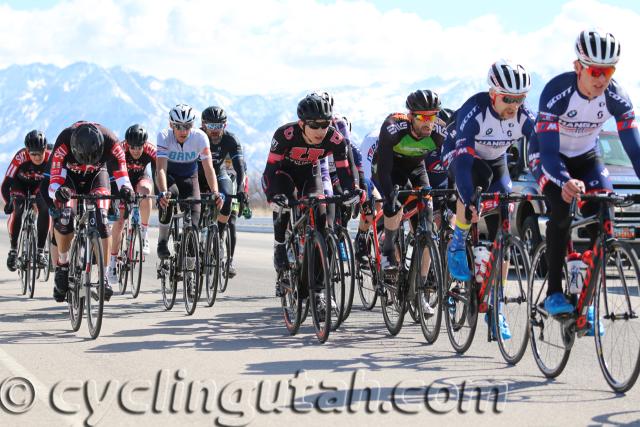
[339,241,348,261]
[567,252,585,294]
[473,245,491,284]
[242,204,252,219]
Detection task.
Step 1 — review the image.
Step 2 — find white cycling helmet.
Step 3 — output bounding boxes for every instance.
[169,104,196,124]
[575,29,620,66]
[487,59,531,95]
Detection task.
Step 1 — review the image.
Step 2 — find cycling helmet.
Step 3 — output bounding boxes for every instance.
[319,91,334,108]
[201,106,227,123]
[24,130,47,153]
[125,124,148,147]
[438,108,455,126]
[169,104,196,124]
[341,116,352,133]
[487,59,531,94]
[297,94,333,121]
[70,123,104,165]
[575,29,620,66]
[405,90,441,111]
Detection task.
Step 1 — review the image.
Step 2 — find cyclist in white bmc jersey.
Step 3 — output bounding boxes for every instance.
[156,104,222,259]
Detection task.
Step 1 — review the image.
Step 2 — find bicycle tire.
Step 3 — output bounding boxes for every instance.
[219,226,232,293]
[161,232,178,311]
[182,227,200,316]
[357,230,378,310]
[337,227,356,322]
[117,218,128,295]
[493,235,530,365]
[381,235,407,336]
[67,237,83,332]
[85,232,105,339]
[18,227,27,295]
[127,225,144,299]
[281,229,305,335]
[308,231,332,343]
[27,226,37,298]
[416,236,444,344]
[595,239,640,393]
[42,231,52,282]
[203,225,220,307]
[444,243,479,354]
[528,242,572,378]
[326,232,346,330]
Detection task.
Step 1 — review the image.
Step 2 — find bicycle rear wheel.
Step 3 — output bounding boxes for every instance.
[308,231,332,343]
[416,237,444,344]
[117,219,128,295]
[357,230,378,310]
[337,227,356,321]
[85,232,105,339]
[126,225,144,298]
[444,243,478,353]
[219,226,232,293]
[42,231,52,282]
[493,235,531,365]
[203,226,220,307]
[182,228,200,315]
[68,237,83,332]
[27,227,37,298]
[381,237,407,336]
[595,239,640,393]
[528,242,572,378]
[160,233,177,311]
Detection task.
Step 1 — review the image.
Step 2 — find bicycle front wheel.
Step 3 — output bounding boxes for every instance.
[444,243,478,353]
[42,231,52,282]
[27,227,37,298]
[326,232,345,330]
[308,231,332,343]
[85,232,105,339]
[381,237,407,336]
[416,236,444,344]
[126,225,144,298]
[337,227,356,322]
[493,235,531,365]
[203,225,220,307]
[68,237,83,332]
[356,230,378,310]
[219,226,232,293]
[528,242,571,378]
[160,233,177,311]
[595,239,640,393]
[182,228,200,316]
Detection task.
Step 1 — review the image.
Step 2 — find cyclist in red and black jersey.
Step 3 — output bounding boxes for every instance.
[2,130,51,271]
[262,94,358,292]
[47,122,134,302]
[107,124,157,286]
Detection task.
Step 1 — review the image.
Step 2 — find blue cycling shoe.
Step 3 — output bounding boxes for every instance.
[544,292,574,316]
[586,305,605,337]
[447,249,472,282]
[485,312,512,340]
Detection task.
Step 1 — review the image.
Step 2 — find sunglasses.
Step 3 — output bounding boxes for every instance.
[500,94,526,104]
[204,122,225,130]
[171,122,193,131]
[29,151,44,157]
[305,121,331,130]
[413,113,438,123]
[580,62,616,79]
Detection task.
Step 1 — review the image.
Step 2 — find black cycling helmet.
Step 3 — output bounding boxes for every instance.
[125,124,148,147]
[70,123,104,165]
[405,89,441,112]
[201,106,227,123]
[297,93,333,121]
[438,108,455,125]
[24,130,47,153]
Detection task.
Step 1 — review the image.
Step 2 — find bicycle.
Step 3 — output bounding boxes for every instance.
[14,194,39,298]
[444,190,544,364]
[528,192,640,392]
[157,197,203,315]
[115,194,152,298]
[276,194,346,343]
[66,194,120,339]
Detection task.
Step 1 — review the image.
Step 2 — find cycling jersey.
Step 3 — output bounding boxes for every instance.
[197,130,245,188]
[360,131,378,181]
[536,72,640,187]
[374,113,446,198]
[262,122,355,196]
[123,141,157,184]
[157,128,211,178]
[48,122,131,200]
[2,148,51,203]
[452,92,535,204]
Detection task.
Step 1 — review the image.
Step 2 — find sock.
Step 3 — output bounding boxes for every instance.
[141,224,148,239]
[109,254,117,268]
[58,251,69,265]
[450,220,471,251]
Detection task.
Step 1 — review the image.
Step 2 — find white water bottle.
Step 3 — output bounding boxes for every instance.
[473,245,491,284]
[567,252,584,294]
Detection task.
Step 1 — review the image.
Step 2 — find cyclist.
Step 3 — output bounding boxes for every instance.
[156,104,222,259]
[48,122,134,302]
[262,93,358,296]
[2,130,51,271]
[197,106,246,276]
[373,90,446,299]
[446,60,534,338]
[107,124,157,285]
[533,29,640,322]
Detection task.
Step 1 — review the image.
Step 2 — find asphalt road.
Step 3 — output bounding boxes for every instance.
[0,227,639,427]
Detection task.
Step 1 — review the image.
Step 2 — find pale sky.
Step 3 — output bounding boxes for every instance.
[1,0,638,94]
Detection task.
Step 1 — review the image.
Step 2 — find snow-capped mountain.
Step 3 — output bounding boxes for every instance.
[0,61,558,175]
